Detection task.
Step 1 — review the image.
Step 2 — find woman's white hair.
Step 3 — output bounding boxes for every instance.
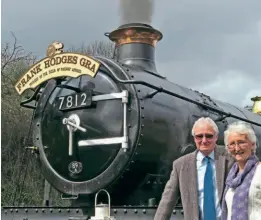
[224,121,257,153]
[191,117,219,136]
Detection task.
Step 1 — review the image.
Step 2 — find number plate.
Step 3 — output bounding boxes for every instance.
[56,91,92,111]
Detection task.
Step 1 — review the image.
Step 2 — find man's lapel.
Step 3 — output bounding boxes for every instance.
[214,147,226,201]
[186,150,199,216]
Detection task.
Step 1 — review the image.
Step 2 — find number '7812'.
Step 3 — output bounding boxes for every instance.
[57,92,91,110]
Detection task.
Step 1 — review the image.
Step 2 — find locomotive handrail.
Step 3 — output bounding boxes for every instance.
[95,56,261,127]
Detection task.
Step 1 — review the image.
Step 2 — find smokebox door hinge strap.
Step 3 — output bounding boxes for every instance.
[78,90,129,151]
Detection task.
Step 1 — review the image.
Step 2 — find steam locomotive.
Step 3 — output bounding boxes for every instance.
[3,23,261,220]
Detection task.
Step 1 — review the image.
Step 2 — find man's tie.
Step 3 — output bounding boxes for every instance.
[204,156,216,220]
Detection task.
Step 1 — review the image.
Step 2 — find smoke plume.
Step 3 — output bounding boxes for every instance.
[119,0,154,25]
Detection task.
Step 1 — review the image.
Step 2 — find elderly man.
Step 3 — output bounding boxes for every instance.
[154,117,234,220]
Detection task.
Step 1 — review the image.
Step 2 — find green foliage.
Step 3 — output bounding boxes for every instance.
[1,39,42,205]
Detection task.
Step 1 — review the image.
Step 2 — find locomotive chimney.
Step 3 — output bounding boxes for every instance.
[251,96,261,114]
[107,23,163,76]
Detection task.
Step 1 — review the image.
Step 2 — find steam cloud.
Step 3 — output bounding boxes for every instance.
[119,0,154,25]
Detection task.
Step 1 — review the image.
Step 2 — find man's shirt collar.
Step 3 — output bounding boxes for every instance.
[197,149,215,163]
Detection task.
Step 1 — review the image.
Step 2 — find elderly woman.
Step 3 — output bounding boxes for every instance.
[221,121,261,220]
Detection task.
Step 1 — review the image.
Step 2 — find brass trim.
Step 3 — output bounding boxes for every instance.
[108,23,162,47]
[251,96,261,114]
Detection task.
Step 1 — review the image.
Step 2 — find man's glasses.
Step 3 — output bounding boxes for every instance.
[227,141,248,149]
[194,133,214,140]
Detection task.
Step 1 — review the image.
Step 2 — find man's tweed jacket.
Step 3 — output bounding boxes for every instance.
[154,146,234,220]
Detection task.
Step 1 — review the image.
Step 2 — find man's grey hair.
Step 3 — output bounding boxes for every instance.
[191,117,219,136]
[224,121,257,153]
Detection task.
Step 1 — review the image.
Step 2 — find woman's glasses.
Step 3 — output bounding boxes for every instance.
[227,141,248,149]
[194,133,214,140]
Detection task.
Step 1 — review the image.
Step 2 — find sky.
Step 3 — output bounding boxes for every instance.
[2,0,261,108]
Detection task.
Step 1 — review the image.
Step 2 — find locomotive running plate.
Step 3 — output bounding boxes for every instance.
[55,90,92,111]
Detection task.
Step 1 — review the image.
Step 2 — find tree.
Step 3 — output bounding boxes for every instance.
[67,40,115,58]
[1,33,41,206]
[1,32,35,72]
